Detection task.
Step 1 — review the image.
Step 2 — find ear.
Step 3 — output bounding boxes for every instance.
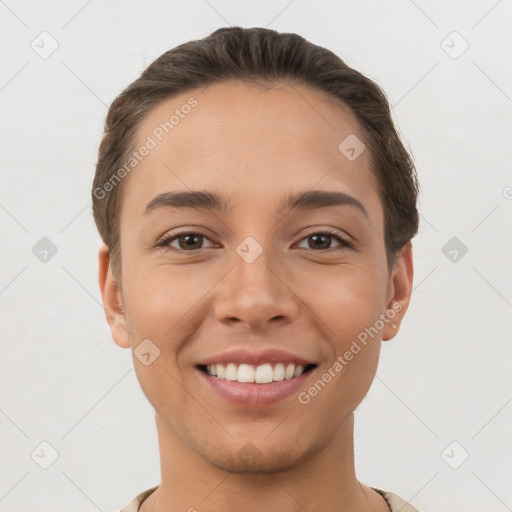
[381,242,414,342]
[98,243,130,349]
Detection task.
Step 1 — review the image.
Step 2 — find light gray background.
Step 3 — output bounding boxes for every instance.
[1,1,511,511]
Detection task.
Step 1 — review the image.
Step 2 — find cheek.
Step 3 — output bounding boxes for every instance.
[121,265,217,411]
[123,264,208,336]
[303,264,387,343]
[299,265,386,404]
[122,269,201,412]
[297,270,385,425]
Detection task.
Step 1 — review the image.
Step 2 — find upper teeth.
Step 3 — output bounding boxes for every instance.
[206,363,306,383]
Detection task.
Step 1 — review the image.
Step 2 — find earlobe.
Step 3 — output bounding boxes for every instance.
[382,242,414,342]
[98,243,131,349]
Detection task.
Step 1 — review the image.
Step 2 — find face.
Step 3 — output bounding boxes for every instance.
[99,80,413,474]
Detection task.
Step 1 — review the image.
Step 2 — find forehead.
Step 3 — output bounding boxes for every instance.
[121,80,381,222]
[133,80,365,163]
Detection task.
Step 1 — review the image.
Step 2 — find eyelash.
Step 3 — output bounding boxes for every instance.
[156,228,353,253]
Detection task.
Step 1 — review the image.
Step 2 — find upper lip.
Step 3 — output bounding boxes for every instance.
[197,348,317,367]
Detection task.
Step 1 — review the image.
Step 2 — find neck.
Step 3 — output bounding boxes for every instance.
[141,412,386,512]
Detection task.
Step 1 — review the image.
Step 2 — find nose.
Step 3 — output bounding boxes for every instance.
[213,244,299,330]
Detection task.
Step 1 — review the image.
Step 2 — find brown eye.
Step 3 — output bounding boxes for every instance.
[177,234,203,250]
[296,231,352,251]
[308,233,332,250]
[158,232,216,252]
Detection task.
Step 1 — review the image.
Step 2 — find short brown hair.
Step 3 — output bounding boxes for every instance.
[92,26,419,279]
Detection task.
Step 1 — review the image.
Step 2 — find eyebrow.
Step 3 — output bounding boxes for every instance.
[144,189,368,219]
[279,189,368,219]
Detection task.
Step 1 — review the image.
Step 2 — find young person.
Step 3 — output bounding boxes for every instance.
[93,27,421,512]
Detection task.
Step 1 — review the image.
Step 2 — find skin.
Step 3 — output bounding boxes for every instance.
[98,80,414,512]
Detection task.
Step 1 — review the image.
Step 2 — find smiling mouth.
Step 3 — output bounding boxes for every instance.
[197,362,317,384]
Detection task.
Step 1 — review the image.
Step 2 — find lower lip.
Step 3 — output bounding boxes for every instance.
[196,368,315,407]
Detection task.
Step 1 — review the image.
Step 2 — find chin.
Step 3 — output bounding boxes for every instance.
[200,440,315,476]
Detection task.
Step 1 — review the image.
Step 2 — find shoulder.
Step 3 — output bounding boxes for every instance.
[371,487,423,512]
[116,485,421,512]
[117,485,159,512]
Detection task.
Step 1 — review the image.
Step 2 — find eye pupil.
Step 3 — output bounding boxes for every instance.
[309,234,331,250]
[179,234,202,250]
